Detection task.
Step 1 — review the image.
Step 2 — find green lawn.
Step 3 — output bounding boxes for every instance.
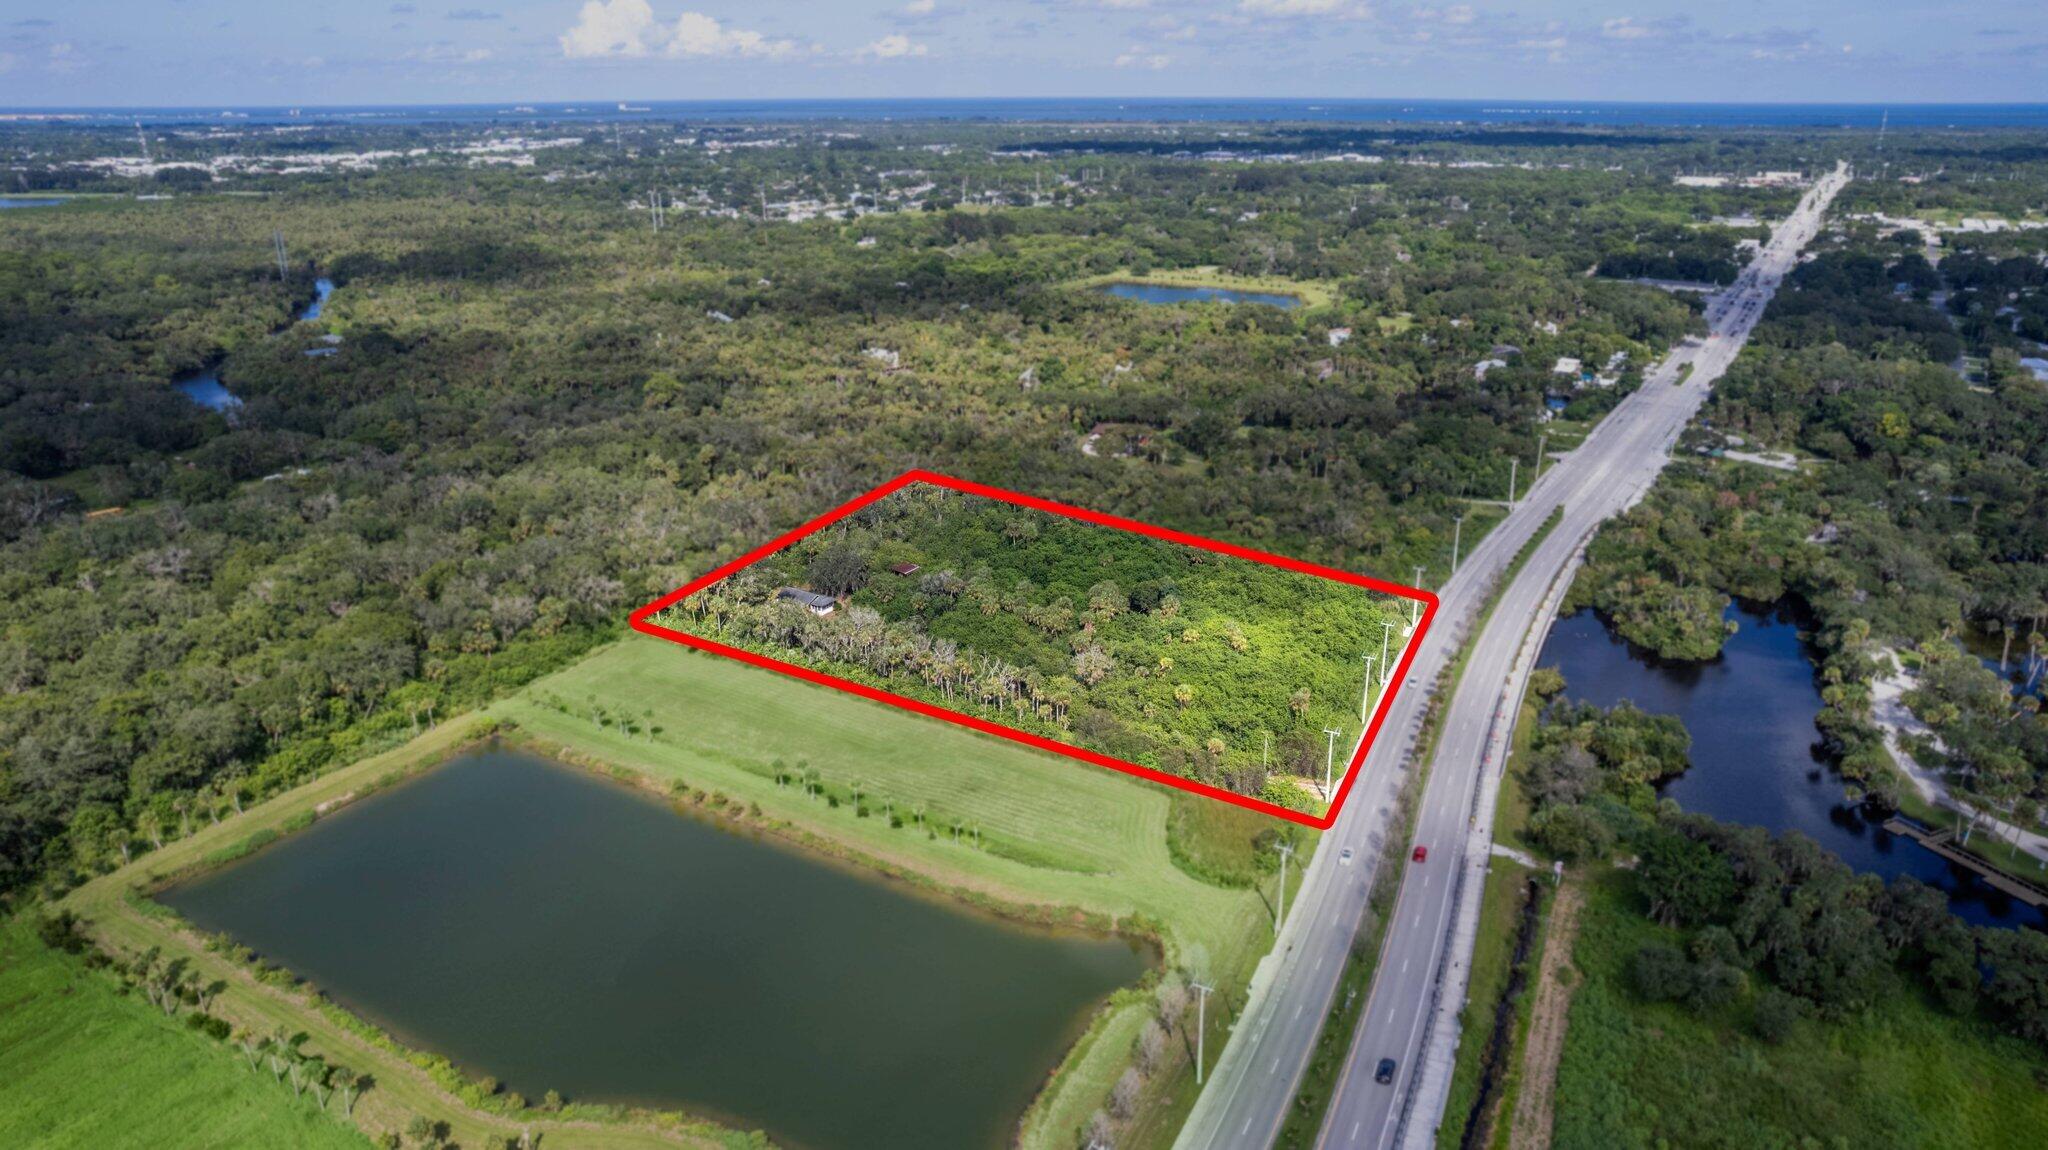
[0,915,373,1150]
[1066,266,1338,309]
[1554,867,2048,1150]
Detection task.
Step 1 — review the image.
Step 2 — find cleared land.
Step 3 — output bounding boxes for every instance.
[0,915,373,1150]
[1066,266,1337,308]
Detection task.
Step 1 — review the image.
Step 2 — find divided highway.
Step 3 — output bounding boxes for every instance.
[1174,163,1850,1150]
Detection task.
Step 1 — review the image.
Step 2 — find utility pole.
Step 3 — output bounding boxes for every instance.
[1360,654,1376,720]
[272,231,289,282]
[1451,514,1464,573]
[1273,839,1295,933]
[1532,433,1548,487]
[1380,621,1395,684]
[1506,457,1519,507]
[1412,564,1425,626]
[1192,981,1214,1084]
[1323,727,1342,796]
[1262,729,1271,772]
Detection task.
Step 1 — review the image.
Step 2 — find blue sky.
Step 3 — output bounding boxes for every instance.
[2,1,2042,107]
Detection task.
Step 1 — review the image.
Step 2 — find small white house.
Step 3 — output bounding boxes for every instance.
[1328,327,1353,347]
[1552,357,1582,377]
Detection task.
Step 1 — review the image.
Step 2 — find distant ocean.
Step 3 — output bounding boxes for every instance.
[10,98,2048,130]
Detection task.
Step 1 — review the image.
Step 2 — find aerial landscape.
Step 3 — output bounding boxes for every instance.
[3,3,2048,1149]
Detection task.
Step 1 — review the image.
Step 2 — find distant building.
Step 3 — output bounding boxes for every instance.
[1474,358,1508,380]
[1552,357,1582,376]
[776,588,837,616]
[1327,327,1353,347]
[888,562,921,576]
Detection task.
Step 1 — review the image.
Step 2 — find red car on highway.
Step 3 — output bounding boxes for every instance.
[1412,845,1428,863]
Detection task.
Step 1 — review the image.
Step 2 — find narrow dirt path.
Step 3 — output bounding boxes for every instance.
[1507,878,1584,1150]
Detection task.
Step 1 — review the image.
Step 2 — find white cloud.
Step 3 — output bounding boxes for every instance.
[1114,44,1172,68]
[560,0,658,57]
[1601,17,1651,40]
[1096,0,1154,8]
[669,11,799,58]
[902,0,935,13]
[862,33,929,58]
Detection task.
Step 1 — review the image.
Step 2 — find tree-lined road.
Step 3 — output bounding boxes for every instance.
[1174,163,1849,1150]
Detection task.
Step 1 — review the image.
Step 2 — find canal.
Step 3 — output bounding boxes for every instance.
[161,747,1151,1149]
[1537,603,2045,929]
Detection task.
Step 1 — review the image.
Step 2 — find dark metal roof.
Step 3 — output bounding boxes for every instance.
[776,587,837,609]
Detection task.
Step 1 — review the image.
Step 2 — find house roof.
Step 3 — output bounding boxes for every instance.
[776,587,837,609]
[888,562,921,575]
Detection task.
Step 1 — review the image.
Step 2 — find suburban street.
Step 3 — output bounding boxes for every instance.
[1175,162,1850,1150]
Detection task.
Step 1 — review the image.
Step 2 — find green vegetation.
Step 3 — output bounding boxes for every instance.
[0,913,373,1150]
[1439,685,2048,1149]
[1556,866,2048,1150]
[656,483,1400,803]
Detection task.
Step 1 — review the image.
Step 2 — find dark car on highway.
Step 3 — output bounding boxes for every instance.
[1375,1057,1397,1084]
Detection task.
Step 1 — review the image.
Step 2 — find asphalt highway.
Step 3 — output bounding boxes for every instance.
[1173,163,1849,1150]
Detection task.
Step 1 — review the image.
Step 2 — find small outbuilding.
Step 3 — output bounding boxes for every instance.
[888,562,921,576]
[776,587,838,616]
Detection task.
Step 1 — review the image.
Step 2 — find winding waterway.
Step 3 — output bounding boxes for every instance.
[171,277,333,411]
[1538,604,2046,929]
[160,747,1149,1150]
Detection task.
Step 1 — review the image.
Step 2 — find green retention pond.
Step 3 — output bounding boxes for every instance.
[159,746,1152,1150]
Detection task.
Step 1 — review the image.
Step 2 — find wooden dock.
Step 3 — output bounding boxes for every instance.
[1883,818,2048,908]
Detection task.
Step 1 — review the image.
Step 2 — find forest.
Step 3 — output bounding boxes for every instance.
[1567,205,2048,817]
[0,114,1789,899]
[654,483,1401,809]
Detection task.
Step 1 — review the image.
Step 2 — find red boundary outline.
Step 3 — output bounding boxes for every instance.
[627,469,1438,830]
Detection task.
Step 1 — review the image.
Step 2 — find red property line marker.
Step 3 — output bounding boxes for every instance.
[627,468,1439,830]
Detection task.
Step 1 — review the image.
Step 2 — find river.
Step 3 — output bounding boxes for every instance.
[1537,603,2045,929]
[160,746,1150,1149]
[170,277,333,411]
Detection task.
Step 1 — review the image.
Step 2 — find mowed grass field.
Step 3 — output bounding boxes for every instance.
[0,915,373,1150]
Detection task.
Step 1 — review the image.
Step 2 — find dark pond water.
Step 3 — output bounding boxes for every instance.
[161,748,1149,1150]
[1099,281,1301,308]
[0,197,62,209]
[1538,604,2046,929]
[172,368,241,412]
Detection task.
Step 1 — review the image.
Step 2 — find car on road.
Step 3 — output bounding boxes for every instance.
[1375,1057,1397,1084]
[1412,844,1428,863]
[1339,848,1354,865]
